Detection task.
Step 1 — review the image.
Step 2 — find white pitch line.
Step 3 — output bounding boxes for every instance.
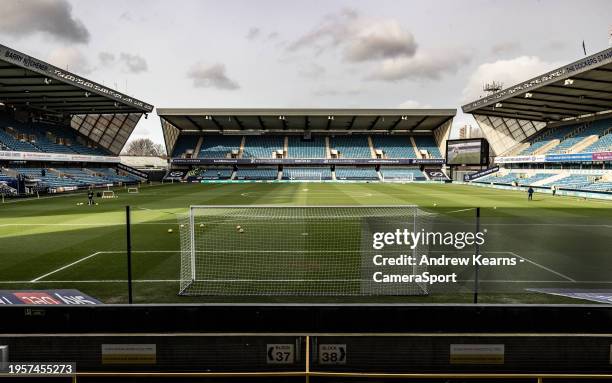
[30,251,103,282]
[0,223,179,227]
[445,208,476,214]
[22,279,181,283]
[1,279,611,284]
[508,251,576,282]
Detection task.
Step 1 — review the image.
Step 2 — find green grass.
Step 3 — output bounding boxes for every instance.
[0,182,610,304]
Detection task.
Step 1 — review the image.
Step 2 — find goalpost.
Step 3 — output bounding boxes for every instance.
[127,187,139,194]
[286,169,323,182]
[178,205,433,297]
[381,172,414,183]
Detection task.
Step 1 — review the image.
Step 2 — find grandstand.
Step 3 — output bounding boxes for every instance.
[188,167,233,180]
[330,135,372,158]
[242,135,284,158]
[235,167,278,180]
[371,135,417,158]
[335,167,379,180]
[462,46,612,197]
[198,135,242,158]
[0,44,152,195]
[286,135,326,158]
[159,108,454,182]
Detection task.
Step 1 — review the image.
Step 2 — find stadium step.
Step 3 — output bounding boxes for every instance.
[409,136,422,158]
[193,136,204,156]
[238,136,246,158]
[367,136,376,159]
[533,139,560,155]
[532,173,567,186]
[504,142,530,156]
[283,136,288,155]
[570,135,599,153]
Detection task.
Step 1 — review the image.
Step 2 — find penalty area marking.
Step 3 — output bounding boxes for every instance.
[31,252,103,282]
[239,191,373,198]
[508,251,575,282]
[26,250,579,285]
[29,250,180,282]
[445,208,476,214]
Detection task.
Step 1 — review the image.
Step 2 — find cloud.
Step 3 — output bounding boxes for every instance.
[344,20,417,62]
[399,99,432,108]
[298,63,326,79]
[48,47,93,74]
[119,11,133,22]
[287,8,417,62]
[0,0,89,43]
[368,51,471,82]
[313,88,362,97]
[187,62,240,90]
[246,27,261,40]
[462,56,561,102]
[267,32,279,40]
[543,40,568,51]
[491,41,521,55]
[119,53,148,73]
[98,52,115,66]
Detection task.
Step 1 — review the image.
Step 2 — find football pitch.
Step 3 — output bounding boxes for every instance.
[0,182,610,304]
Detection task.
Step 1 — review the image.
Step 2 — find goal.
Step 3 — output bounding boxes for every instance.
[285,168,322,182]
[127,187,139,194]
[178,205,432,296]
[380,171,414,183]
[101,190,116,199]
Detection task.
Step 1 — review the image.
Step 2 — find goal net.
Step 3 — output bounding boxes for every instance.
[101,190,115,199]
[127,187,139,194]
[285,168,322,182]
[381,171,414,183]
[178,205,433,297]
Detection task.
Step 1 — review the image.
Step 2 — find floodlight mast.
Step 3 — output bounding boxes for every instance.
[483,81,503,95]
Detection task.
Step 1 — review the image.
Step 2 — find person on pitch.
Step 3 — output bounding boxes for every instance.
[88,189,95,206]
[527,186,534,201]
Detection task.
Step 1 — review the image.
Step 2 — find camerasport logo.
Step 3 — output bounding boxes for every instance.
[0,290,101,305]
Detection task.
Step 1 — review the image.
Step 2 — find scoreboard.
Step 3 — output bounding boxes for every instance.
[446,138,489,166]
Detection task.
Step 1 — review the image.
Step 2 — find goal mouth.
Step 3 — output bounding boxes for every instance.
[381,174,414,183]
[178,205,433,298]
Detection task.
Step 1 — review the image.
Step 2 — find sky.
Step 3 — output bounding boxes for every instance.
[2,0,612,147]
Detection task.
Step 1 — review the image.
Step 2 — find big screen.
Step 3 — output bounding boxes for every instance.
[446,139,487,165]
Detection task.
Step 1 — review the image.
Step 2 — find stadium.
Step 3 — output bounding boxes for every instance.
[0,2,611,381]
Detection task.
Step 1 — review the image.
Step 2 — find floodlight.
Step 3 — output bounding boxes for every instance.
[564,79,574,86]
[495,102,503,108]
[525,93,533,98]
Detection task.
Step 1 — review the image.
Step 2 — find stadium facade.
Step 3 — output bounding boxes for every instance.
[158,108,454,182]
[462,47,612,198]
[0,44,153,196]
[2,41,612,198]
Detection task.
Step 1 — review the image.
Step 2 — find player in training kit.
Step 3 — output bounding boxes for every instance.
[527,186,534,201]
[88,190,94,206]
